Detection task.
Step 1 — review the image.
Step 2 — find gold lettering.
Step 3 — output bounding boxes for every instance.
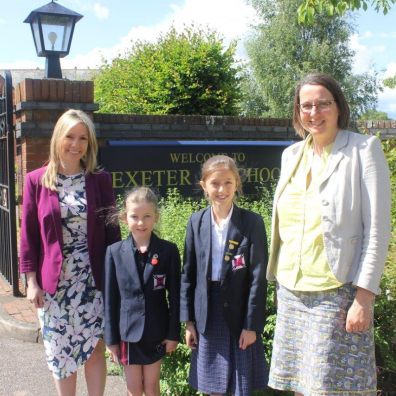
[246,168,259,183]
[271,167,281,180]
[167,170,178,186]
[231,152,245,162]
[179,169,191,185]
[180,153,189,164]
[152,170,166,186]
[141,171,152,186]
[259,168,271,182]
[169,153,181,163]
[112,172,125,188]
[125,171,139,187]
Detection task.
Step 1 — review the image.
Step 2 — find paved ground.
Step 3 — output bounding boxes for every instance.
[0,276,126,396]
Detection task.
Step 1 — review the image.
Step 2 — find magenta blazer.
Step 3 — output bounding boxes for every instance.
[19,167,121,294]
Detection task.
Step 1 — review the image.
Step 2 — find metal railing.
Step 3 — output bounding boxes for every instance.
[0,71,19,296]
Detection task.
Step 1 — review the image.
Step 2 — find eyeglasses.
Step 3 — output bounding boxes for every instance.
[299,100,335,113]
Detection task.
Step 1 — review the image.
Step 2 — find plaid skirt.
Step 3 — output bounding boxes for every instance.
[189,283,268,395]
[268,283,377,396]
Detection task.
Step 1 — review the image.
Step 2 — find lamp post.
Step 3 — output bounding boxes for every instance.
[24,1,83,79]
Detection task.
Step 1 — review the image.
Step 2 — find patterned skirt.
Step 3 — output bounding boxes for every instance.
[189,283,268,396]
[268,283,377,396]
[38,250,103,380]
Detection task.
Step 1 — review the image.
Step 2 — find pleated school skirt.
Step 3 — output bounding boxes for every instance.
[189,282,268,396]
[268,283,377,396]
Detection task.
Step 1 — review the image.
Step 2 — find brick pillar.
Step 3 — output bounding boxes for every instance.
[15,78,98,215]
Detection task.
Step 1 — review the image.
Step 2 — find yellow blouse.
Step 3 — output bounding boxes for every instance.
[274,138,342,291]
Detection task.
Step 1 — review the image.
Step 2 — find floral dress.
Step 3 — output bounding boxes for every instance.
[38,172,104,379]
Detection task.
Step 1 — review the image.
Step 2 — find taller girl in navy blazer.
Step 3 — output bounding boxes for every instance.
[103,187,181,396]
[180,155,268,396]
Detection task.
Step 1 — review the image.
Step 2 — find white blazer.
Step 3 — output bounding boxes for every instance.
[267,130,391,294]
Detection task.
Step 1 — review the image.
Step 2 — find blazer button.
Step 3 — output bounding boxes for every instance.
[224,302,228,307]
[322,200,329,206]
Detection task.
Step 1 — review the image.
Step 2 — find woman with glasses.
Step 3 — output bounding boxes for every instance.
[267,73,391,396]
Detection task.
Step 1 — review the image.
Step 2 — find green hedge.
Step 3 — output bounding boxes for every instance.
[113,149,396,393]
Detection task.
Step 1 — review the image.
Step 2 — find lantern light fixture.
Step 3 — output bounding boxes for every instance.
[24,0,83,79]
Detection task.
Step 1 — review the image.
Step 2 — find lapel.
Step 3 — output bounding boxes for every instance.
[120,236,142,290]
[320,130,348,187]
[220,206,244,282]
[85,173,96,253]
[201,208,212,279]
[143,234,161,285]
[273,139,307,204]
[48,187,63,245]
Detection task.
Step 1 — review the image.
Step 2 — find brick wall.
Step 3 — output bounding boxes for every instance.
[14,77,396,209]
[356,120,396,139]
[15,78,98,206]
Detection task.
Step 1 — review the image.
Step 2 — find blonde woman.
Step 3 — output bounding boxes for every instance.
[19,109,120,395]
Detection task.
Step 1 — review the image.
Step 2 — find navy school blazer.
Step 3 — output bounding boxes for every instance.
[103,233,181,346]
[180,205,268,337]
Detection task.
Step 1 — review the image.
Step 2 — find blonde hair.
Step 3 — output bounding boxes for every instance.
[41,109,98,190]
[200,155,242,196]
[122,187,160,219]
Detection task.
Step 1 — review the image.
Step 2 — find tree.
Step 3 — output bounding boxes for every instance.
[94,26,241,115]
[359,109,390,120]
[243,0,379,119]
[384,75,396,89]
[297,0,396,24]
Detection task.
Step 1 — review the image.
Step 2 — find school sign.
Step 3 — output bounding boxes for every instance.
[99,140,291,198]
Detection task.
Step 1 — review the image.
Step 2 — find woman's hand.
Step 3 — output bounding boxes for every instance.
[185,321,198,349]
[239,329,257,350]
[107,344,121,364]
[162,339,178,353]
[346,287,375,333]
[26,272,44,309]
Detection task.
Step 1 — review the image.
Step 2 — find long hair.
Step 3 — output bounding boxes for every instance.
[41,109,98,190]
[200,155,242,196]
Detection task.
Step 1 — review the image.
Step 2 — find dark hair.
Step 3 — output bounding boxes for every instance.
[292,73,350,138]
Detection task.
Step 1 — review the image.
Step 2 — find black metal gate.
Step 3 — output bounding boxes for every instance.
[0,71,19,296]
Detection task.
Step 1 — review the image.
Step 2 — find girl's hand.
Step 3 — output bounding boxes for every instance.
[162,339,178,353]
[239,329,257,350]
[107,344,121,364]
[26,272,44,309]
[185,321,198,349]
[346,287,375,333]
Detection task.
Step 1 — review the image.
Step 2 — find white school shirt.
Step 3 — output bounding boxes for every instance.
[210,205,233,281]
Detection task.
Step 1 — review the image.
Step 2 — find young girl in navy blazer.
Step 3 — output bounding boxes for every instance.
[103,187,181,396]
[180,155,268,396]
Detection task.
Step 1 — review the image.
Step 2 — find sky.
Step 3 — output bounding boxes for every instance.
[1,0,395,118]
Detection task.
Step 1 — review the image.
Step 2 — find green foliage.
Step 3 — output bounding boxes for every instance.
[359,109,390,121]
[94,26,242,116]
[383,75,396,89]
[297,0,396,24]
[374,140,396,391]
[244,0,379,119]
[158,189,206,253]
[112,180,396,392]
[159,188,276,395]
